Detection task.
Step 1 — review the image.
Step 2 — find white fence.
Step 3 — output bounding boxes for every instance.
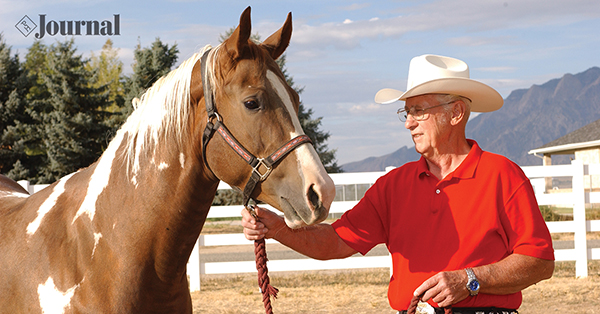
[17,160,600,292]
[186,160,600,291]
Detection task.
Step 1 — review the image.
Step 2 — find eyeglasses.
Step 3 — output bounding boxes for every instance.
[396,100,457,122]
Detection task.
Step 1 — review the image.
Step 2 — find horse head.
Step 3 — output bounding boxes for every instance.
[191,7,335,228]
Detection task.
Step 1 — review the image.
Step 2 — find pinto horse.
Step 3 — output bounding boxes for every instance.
[0,7,335,313]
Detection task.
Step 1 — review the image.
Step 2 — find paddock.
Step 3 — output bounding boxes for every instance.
[19,159,600,294]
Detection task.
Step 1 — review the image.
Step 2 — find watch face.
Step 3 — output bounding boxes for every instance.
[468,280,480,291]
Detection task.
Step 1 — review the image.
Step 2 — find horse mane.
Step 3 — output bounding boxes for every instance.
[116,44,219,179]
[114,40,267,181]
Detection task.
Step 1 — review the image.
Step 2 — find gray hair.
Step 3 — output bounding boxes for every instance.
[434,94,472,122]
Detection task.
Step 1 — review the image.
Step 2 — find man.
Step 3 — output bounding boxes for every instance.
[242,54,554,313]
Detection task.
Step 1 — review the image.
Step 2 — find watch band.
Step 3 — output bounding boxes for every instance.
[465,268,480,296]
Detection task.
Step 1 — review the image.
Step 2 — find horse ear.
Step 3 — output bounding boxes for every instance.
[224,6,252,60]
[190,60,203,105]
[260,12,292,60]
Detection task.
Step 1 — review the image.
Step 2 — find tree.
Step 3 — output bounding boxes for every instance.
[122,38,179,115]
[85,39,125,129]
[0,33,33,177]
[26,39,112,183]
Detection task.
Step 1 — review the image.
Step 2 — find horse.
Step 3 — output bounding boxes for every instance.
[0,7,335,313]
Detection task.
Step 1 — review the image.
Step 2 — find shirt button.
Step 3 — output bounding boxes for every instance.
[436,189,441,194]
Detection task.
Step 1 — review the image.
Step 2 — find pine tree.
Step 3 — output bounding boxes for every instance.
[85,39,125,130]
[0,33,33,177]
[29,39,112,183]
[122,38,179,115]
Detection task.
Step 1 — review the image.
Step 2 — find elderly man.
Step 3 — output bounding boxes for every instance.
[242,54,554,314]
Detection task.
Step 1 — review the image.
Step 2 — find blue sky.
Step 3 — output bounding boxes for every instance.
[2,0,600,164]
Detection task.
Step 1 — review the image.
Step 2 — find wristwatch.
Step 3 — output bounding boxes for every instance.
[465,268,480,296]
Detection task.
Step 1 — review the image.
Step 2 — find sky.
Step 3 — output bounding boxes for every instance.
[2,0,600,165]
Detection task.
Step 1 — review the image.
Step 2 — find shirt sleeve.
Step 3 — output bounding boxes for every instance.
[332,179,389,255]
[501,179,555,260]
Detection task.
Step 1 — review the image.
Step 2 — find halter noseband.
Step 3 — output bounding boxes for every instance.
[199,48,313,207]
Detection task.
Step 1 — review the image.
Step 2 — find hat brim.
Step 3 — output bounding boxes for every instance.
[375,78,503,112]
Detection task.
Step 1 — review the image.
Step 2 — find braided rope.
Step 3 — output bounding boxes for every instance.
[407,293,452,314]
[254,238,278,314]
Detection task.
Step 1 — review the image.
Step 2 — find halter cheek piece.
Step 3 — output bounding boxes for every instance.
[199,48,313,209]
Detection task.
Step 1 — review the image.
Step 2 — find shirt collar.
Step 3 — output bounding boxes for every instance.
[417,139,482,180]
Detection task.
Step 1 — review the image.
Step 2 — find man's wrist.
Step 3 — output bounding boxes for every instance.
[465,268,480,296]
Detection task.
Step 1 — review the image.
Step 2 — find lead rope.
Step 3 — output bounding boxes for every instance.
[407,293,452,314]
[247,205,278,314]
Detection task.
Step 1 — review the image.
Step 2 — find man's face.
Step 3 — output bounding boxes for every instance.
[404,94,452,157]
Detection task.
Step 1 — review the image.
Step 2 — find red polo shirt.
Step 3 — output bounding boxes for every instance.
[332,140,554,310]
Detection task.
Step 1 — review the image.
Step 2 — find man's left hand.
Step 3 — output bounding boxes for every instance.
[413,270,469,308]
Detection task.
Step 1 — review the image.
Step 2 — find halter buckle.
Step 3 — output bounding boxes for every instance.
[206,112,222,123]
[253,158,273,182]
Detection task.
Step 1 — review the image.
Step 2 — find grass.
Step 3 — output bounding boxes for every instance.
[192,261,600,314]
[194,208,600,313]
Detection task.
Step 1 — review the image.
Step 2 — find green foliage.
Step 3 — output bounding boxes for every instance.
[0,33,34,177]
[0,32,338,190]
[27,40,112,183]
[123,38,179,116]
[212,189,244,206]
[85,39,125,129]
[0,36,180,184]
[539,205,571,222]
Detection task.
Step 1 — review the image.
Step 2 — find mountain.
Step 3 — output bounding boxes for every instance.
[342,67,600,171]
[342,145,420,172]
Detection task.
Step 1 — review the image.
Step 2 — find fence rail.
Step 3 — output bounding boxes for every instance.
[18,160,600,292]
[185,160,600,291]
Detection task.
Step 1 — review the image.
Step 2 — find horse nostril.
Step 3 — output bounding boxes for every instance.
[307,184,321,210]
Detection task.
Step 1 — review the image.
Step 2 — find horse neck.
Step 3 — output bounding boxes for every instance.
[98,128,218,282]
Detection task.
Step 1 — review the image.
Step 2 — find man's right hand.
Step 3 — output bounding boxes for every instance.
[241,206,286,241]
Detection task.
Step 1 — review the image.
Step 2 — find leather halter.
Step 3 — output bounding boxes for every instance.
[199,48,313,207]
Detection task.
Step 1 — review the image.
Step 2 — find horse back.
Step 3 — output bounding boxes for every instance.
[0,174,29,196]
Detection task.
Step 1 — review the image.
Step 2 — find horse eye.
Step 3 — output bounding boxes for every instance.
[244,100,260,110]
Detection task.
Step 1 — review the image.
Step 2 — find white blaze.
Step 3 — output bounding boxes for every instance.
[27,173,75,237]
[266,71,304,137]
[91,232,102,257]
[266,70,332,221]
[37,277,78,314]
[266,70,323,166]
[72,130,125,224]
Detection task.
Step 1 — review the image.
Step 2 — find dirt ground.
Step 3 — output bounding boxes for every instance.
[192,261,600,314]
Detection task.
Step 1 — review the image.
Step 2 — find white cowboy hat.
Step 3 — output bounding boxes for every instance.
[374,54,503,112]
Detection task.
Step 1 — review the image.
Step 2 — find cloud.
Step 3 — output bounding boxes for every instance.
[340,3,371,11]
[288,0,600,52]
[476,66,517,73]
[445,35,519,47]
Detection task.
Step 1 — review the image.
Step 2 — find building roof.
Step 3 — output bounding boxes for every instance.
[529,119,600,156]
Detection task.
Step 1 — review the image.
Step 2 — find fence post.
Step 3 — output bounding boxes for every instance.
[17,180,32,194]
[187,238,201,292]
[571,160,588,278]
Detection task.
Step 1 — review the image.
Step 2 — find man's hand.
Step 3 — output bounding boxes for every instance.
[413,254,554,308]
[241,206,286,240]
[413,270,469,308]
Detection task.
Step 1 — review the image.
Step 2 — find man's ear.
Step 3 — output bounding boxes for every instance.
[450,100,467,126]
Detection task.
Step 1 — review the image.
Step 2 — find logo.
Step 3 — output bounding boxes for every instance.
[15,15,37,37]
[16,14,120,39]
